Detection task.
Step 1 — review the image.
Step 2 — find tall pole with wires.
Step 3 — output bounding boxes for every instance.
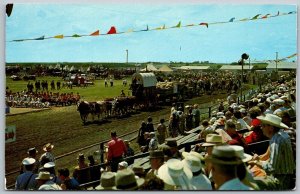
[275,51,278,80]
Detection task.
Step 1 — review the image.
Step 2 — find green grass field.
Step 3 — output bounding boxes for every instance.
[6,76,132,101]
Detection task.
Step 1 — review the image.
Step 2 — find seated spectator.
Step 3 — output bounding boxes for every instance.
[118,161,128,171]
[124,140,134,165]
[225,121,248,149]
[148,132,158,151]
[42,162,62,185]
[39,143,55,166]
[72,153,90,184]
[132,166,146,179]
[146,150,165,178]
[58,168,80,190]
[140,175,165,190]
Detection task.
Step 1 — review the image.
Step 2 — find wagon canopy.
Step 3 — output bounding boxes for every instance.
[132,72,157,87]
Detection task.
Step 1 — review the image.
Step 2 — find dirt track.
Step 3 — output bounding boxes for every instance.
[5,93,228,188]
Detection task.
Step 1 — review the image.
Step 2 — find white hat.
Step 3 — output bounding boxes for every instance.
[22,158,36,165]
[44,162,55,168]
[118,161,128,168]
[157,159,192,187]
[257,113,288,129]
[204,145,243,165]
[229,145,252,163]
[182,155,202,173]
[240,108,247,114]
[182,151,204,161]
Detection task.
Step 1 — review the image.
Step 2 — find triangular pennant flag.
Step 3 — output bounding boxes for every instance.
[228,17,235,22]
[276,11,280,16]
[90,30,99,36]
[251,14,261,20]
[172,21,181,28]
[54,34,64,39]
[35,36,45,40]
[288,11,296,14]
[261,14,270,19]
[286,53,297,58]
[107,26,117,34]
[72,34,81,37]
[186,24,195,27]
[126,29,134,33]
[239,18,249,21]
[199,23,208,28]
[13,39,24,42]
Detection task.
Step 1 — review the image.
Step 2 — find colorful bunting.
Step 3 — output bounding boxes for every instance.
[54,34,64,39]
[107,26,116,34]
[199,22,208,28]
[90,30,99,36]
[8,10,296,42]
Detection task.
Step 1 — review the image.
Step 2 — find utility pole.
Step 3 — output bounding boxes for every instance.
[126,49,128,64]
[275,52,278,80]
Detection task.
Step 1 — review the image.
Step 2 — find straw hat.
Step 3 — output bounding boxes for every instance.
[202,134,223,147]
[22,158,36,166]
[157,158,192,187]
[43,143,54,152]
[272,99,285,105]
[35,171,53,180]
[229,145,252,163]
[96,171,116,190]
[257,114,288,129]
[113,169,145,190]
[204,145,243,165]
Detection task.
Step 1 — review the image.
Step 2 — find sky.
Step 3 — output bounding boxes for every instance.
[5,3,297,63]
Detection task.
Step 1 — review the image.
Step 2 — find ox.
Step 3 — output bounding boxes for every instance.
[77,101,107,124]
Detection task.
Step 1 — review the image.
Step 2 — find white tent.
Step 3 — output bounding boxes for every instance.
[140,64,158,72]
[69,66,75,72]
[178,66,210,70]
[63,65,69,71]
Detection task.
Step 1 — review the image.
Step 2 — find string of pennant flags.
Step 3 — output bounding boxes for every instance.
[251,53,297,63]
[9,10,296,42]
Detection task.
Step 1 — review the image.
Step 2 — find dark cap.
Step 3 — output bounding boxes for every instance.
[27,147,38,155]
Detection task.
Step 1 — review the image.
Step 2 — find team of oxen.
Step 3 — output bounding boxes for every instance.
[77,96,139,124]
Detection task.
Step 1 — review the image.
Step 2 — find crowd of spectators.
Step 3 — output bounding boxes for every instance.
[14,74,296,190]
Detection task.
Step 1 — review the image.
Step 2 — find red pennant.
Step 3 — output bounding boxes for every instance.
[90,30,100,36]
[107,26,117,34]
[199,23,208,28]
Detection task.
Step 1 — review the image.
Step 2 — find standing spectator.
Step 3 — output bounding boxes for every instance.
[110,78,114,87]
[156,119,168,144]
[20,147,40,174]
[35,171,62,190]
[192,104,201,127]
[148,132,158,151]
[72,154,90,184]
[185,106,194,130]
[249,114,295,190]
[120,90,126,97]
[42,162,62,185]
[58,168,80,190]
[104,78,108,87]
[146,117,154,132]
[205,145,252,190]
[169,112,179,138]
[137,121,147,148]
[178,107,186,135]
[15,158,38,190]
[39,143,55,166]
[218,101,225,112]
[56,81,61,90]
[107,131,127,172]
